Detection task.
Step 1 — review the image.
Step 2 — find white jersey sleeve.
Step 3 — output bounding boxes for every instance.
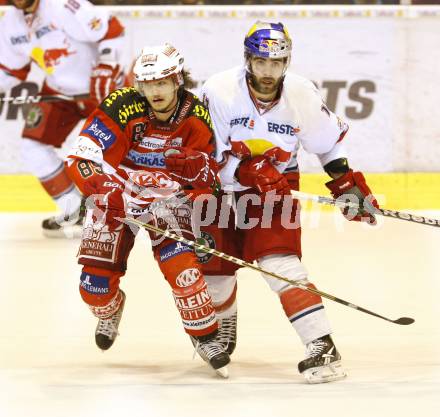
[292,78,349,166]
[201,73,242,190]
[56,0,111,44]
[57,0,124,64]
[0,13,30,92]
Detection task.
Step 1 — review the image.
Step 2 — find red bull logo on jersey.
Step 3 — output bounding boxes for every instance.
[31,46,76,75]
[231,139,292,165]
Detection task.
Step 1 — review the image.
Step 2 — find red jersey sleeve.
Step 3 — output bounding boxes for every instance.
[184,100,216,156]
[66,88,143,192]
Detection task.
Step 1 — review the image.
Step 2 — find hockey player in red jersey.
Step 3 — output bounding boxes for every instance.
[0,0,125,237]
[199,21,379,383]
[65,43,230,376]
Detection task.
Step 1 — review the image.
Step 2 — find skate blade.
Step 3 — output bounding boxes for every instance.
[42,225,83,239]
[301,360,346,384]
[215,366,229,379]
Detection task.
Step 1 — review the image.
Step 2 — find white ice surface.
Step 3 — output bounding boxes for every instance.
[0,211,439,417]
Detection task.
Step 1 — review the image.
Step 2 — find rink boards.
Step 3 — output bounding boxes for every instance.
[0,5,440,176]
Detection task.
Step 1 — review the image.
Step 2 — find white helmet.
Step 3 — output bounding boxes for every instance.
[133,43,184,88]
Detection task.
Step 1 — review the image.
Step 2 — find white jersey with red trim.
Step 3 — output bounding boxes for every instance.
[0,0,120,95]
[201,66,349,192]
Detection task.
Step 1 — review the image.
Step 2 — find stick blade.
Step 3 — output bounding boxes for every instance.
[394,317,415,325]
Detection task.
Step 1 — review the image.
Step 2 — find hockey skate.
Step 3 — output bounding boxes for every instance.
[217,313,237,355]
[190,333,231,378]
[298,334,346,384]
[42,199,86,238]
[95,291,126,351]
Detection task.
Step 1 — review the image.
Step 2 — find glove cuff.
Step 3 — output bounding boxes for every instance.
[325,169,355,195]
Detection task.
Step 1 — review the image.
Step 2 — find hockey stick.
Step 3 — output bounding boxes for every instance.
[120,216,414,326]
[291,190,440,229]
[0,93,90,105]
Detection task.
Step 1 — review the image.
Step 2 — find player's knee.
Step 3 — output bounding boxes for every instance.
[157,249,199,286]
[79,266,121,308]
[20,137,60,178]
[258,254,308,294]
[158,250,218,336]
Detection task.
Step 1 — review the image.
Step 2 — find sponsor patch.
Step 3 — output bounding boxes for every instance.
[103,87,137,108]
[80,272,109,295]
[25,105,43,129]
[192,104,213,129]
[267,122,300,136]
[195,231,215,264]
[84,117,116,150]
[159,242,193,262]
[35,25,55,39]
[80,223,118,263]
[10,35,29,45]
[89,17,102,31]
[176,268,201,288]
[139,136,182,150]
[126,151,165,168]
[118,101,146,125]
[174,286,211,309]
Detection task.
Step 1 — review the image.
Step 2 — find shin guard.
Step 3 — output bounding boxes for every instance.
[157,246,217,337]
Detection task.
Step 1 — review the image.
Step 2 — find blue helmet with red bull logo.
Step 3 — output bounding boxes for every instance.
[244,21,292,60]
[244,21,292,77]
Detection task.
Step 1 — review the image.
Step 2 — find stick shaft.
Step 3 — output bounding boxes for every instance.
[291,190,440,228]
[122,216,413,325]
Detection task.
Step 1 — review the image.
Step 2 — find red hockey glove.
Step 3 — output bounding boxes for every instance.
[90,62,124,103]
[237,155,291,203]
[325,169,379,225]
[164,147,217,190]
[83,174,125,231]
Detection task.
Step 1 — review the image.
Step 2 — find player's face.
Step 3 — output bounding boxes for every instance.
[140,77,179,113]
[249,56,286,95]
[11,0,37,10]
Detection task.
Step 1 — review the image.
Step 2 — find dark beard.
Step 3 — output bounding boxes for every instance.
[248,73,282,97]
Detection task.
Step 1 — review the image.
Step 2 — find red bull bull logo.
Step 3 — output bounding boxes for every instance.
[231,139,292,165]
[31,46,76,75]
[260,39,281,54]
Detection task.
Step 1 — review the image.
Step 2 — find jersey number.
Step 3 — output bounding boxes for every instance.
[132,122,146,142]
[77,161,103,179]
[65,0,80,14]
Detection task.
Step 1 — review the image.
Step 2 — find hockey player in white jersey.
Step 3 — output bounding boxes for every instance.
[199,21,379,383]
[0,0,125,237]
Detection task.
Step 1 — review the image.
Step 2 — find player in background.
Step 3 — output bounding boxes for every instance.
[199,21,379,383]
[0,0,125,237]
[65,44,230,377]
